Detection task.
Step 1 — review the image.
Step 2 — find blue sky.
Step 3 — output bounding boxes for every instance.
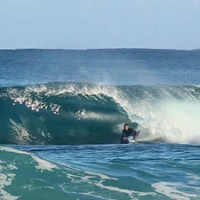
[0,0,200,50]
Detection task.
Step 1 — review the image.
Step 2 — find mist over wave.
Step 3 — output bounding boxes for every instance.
[0,82,200,145]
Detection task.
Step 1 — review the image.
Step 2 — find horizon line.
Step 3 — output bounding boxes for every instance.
[0,47,199,51]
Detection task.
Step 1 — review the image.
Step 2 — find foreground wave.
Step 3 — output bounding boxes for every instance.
[0,82,200,145]
[0,145,133,200]
[1,144,200,200]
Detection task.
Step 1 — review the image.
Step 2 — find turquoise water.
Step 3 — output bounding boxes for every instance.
[0,48,200,199]
[1,144,200,200]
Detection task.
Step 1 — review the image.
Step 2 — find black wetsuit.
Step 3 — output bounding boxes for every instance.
[121,128,138,144]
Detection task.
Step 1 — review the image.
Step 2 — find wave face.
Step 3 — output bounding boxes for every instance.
[0,82,200,145]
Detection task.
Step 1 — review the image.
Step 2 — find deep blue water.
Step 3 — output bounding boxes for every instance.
[0,48,200,86]
[0,48,200,199]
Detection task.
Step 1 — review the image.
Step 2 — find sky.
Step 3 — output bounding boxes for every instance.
[0,0,200,50]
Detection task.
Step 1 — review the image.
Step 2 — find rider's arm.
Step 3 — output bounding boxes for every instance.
[122,132,127,140]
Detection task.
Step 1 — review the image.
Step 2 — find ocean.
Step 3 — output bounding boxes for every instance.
[0,48,200,199]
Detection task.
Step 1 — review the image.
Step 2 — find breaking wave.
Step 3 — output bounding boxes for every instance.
[0,82,200,145]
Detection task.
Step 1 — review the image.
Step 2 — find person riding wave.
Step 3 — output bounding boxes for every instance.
[121,123,139,144]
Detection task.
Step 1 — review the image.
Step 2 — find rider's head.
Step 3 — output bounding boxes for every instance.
[124,123,129,130]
